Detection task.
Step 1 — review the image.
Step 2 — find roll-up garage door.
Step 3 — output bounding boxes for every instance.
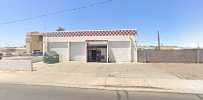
[108,41,130,62]
[70,42,86,61]
[48,42,68,61]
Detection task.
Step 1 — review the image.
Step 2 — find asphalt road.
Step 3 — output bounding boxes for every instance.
[0,84,202,100]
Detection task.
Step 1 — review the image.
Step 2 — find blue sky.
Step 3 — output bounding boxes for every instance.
[0,0,203,47]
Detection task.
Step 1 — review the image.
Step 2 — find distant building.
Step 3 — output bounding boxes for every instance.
[138,46,178,50]
[26,32,43,53]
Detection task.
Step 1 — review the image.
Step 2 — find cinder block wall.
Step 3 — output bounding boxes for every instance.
[199,49,203,63]
[138,49,203,63]
[0,60,32,71]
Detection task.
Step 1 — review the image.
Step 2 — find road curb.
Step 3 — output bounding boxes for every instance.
[0,81,202,95]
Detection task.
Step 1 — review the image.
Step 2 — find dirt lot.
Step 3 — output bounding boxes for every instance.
[152,63,203,80]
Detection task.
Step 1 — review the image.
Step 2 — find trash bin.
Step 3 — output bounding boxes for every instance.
[43,51,59,64]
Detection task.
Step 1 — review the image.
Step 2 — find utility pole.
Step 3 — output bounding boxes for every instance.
[43,20,46,32]
[158,31,161,50]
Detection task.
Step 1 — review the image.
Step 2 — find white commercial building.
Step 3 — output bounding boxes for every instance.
[42,29,137,63]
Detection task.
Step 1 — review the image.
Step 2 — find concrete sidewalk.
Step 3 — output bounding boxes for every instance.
[0,62,203,94]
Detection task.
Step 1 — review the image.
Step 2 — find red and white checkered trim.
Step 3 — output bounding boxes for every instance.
[42,30,137,37]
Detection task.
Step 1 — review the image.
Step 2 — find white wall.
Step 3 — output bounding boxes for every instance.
[44,35,137,62]
[48,42,69,61]
[131,38,137,62]
[108,41,130,62]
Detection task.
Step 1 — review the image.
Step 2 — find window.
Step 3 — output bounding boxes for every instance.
[38,36,43,42]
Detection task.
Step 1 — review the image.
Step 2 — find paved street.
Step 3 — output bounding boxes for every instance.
[0,84,202,100]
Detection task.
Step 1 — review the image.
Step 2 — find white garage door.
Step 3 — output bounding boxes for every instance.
[70,42,86,61]
[48,42,68,61]
[108,41,130,62]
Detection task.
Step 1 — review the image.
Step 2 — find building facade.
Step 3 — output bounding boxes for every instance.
[42,29,137,63]
[26,32,43,53]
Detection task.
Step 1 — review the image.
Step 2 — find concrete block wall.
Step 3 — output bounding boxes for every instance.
[0,60,32,71]
[199,49,203,63]
[138,49,203,63]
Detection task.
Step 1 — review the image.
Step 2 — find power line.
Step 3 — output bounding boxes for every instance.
[0,0,113,26]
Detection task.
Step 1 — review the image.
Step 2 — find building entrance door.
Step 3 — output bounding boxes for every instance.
[91,50,97,62]
[87,48,106,62]
[86,40,108,63]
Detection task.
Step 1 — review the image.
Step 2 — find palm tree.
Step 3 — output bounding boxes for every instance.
[56,27,65,32]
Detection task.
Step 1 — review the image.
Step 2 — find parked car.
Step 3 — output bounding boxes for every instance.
[3,52,13,57]
[20,52,31,56]
[32,51,43,56]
